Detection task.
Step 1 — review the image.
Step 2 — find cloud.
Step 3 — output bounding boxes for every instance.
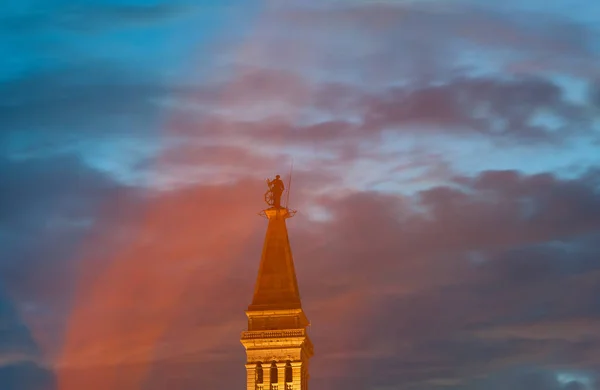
[0,283,56,390]
[460,368,574,390]
[244,1,599,84]
[357,76,595,144]
[0,1,203,33]
[6,166,582,390]
[1,83,598,389]
[0,65,172,134]
[0,152,147,376]
[0,288,42,363]
[289,169,600,388]
[473,319,600,343]
[590,79,600,109]
[2,1,600,389]
[0,362,56,390]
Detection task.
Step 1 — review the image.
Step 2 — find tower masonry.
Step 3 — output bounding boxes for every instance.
[241,180,313,390]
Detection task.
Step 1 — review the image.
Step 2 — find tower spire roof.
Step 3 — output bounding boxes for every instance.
[249,207,301,311]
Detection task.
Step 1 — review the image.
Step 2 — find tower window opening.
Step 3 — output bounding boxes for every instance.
[256,363,263,384]
[270,362,278,383]
[285,361,293,382]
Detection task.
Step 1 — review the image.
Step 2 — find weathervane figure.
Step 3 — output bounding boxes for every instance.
[265,174,285,209]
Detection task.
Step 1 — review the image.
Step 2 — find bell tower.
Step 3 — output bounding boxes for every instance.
[241,179,313,390]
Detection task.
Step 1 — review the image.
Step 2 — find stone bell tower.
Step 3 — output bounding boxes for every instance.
[240,177,313,390]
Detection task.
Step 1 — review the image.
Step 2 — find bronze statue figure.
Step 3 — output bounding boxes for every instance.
[265,174,285,208]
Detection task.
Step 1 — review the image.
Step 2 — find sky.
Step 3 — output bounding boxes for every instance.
[1,0,600,389]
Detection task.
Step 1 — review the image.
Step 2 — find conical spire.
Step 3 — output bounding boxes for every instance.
[249,207,301,310]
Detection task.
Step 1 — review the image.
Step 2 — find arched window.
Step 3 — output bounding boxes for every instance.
[270,362,278,383]
[285,361,293,383]
[256,363,263,384]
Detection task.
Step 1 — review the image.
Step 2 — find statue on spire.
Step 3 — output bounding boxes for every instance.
[265,174,285,209]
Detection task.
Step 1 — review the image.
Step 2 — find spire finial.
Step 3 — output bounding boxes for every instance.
[264,174,285,209]
[261,174,296,219]
[285,159,294,209]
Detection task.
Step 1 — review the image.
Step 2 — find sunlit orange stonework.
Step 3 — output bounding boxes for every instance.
[241,206,314,390]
